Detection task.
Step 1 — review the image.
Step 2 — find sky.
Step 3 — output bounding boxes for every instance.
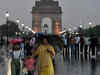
[0,0,100,29]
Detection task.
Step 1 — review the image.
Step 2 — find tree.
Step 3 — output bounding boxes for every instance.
[83,25,100,37]
[0,20,20,37]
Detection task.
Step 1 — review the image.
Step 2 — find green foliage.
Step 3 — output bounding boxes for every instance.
[83,25,100,37]
[0,20,20,37]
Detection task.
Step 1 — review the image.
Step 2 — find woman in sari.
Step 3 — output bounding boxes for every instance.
[34,37,55,75]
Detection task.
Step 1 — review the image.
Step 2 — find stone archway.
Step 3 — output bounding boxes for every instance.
[32,0,62,34]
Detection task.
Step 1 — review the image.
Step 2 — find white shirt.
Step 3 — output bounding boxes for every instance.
[64,38,67,45]
[13,50,21,59]
[75,36,80,44]
[84,37,90,45]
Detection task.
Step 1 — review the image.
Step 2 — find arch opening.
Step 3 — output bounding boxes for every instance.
[41,17,52,34]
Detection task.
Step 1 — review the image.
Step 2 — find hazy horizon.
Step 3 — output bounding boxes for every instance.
[0,0,99,29]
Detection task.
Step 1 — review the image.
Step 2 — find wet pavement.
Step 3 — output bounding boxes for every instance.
[55,53,100,75]
[0,46,100,75]
[0,46,8,75]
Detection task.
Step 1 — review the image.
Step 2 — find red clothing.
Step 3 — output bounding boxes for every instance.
[10,40,15,45]
[10,39,22,45]
[24,57,35,71]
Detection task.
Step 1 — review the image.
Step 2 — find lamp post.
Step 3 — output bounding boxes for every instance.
[16,18,20,37]
[5,11,10,47]
[21,23,25,32]
[16,18,20,24]
[89,22,92,28]
[68,28,72,37]
[79,24,83,34]
[16,18,20,30]
[68,28,72,32]
[80,24,83,28]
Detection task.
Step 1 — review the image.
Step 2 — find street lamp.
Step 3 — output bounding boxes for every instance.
[28,28,36,34]
[28,28,32,31]
[21,23,25,32]
[68,28,72,32]
[21,24,24,27]
[25,26,29,29]
[15,32,18,35]
[16,18,20,23]
[89,22,92,25]
[32,31,35,34]
[89,22,92,28]
[5,11,10,18]
[68,28,72,37]
[73,27,77,30]
[25,26,30,35]
[80,24,83,28]
[5,11,10,47]
[22,32,25,34]
[16,18,20,37]
[79,24,83,34]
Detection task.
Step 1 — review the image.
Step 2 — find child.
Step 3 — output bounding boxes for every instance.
[11,42,22,75]
[24,53,35,75]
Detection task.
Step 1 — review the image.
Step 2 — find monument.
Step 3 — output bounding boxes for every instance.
[32,0,62,34]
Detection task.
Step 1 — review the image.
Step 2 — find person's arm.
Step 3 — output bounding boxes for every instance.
[8,50,13,58]
[47,45,55,56]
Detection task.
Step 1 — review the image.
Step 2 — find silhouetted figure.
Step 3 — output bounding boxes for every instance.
[84,36,90,55]
[70,36,76,56]
[75,35,80,57]
[63,35,70,57]
[25,39,33,57]
[80,35,84,54]
[89,35,98,56]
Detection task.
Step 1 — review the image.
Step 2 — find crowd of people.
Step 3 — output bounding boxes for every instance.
[0,33,100,75]
[7,36,55,75]
[63,34,100,58]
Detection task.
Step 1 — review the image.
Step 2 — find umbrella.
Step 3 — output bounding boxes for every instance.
[10,38,23,45]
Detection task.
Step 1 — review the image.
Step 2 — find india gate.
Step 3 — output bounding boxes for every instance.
[32,0,62,34]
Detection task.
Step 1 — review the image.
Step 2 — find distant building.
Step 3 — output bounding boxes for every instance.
[32,0,62,34]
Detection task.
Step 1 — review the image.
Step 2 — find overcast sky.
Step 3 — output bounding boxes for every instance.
[0,0,99,28]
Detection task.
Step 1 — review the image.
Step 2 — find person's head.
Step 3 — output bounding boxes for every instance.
[76,34,79,37]
[13,42,21,50]
[27,53,32,58]
[71,35,75,38]
[42,37,49,45]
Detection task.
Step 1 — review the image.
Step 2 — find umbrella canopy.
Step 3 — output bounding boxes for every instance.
[10,38,23,45]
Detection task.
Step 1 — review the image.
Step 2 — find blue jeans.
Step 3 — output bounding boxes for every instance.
[71,44,75,55]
